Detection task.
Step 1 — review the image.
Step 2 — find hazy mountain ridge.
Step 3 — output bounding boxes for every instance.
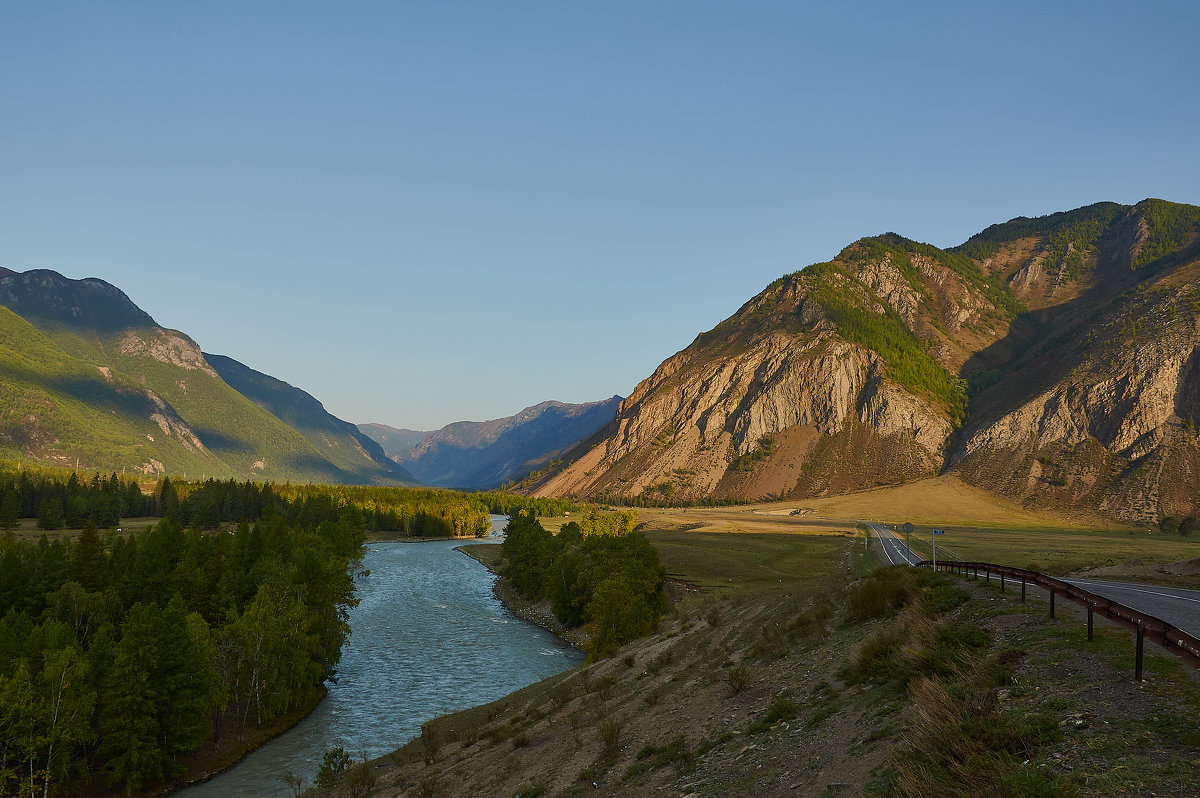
[532,199,1200,522]
[0,268,411,484]
[356,423,430,460]
[205,354,417,484]
[394,398,622,489]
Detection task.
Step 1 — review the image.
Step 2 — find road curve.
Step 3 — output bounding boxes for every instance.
[865,523,1200,638]
[1060,577,1200,638]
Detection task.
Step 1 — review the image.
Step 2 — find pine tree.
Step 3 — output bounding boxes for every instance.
[100,603,165,794]
[70,520,106,592]
[155,596,218,761]
[0,489,18,530]
[37,497,64,531]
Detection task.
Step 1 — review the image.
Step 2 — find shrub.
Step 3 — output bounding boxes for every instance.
[549,678,574,708]
[847,627,904,683]
[344,758,377,798]
[726,665,750,695]
[765,691,799,723]
[921,584,970,615]
[789,598,835,640]
[416,775,445,798]
[751,623,788,659]
[846,567,919,622]
[419,723,441,765]
[315,746,351,791]
[634,736,695,775]
[646,648,673,676]
[596,716,624,758]
[589,672,617,701]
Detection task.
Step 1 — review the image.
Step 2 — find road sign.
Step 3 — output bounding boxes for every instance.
[932,529,945,567]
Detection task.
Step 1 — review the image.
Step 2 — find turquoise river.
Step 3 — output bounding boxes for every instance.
[179,517,582,797]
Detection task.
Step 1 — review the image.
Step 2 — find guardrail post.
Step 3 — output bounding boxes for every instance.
[1050,588,1056,619]
[1021,577,1026,602]
[1000,572,1005,593]
[985,567,990,584]
[1087,604,1093,641]
[1136,628,1145,681]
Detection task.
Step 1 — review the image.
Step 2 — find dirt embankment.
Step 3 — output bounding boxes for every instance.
[336,557,1200,797]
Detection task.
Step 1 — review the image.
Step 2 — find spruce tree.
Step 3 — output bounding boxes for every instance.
[0,489,18,530]
[70,520,106,592]
[100,603,165,793]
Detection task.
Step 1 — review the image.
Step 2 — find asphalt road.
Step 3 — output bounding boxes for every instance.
[868,522,921,566]
[866,523,1200,638]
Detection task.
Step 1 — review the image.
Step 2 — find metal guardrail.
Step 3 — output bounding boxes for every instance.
[916,559,1200,680]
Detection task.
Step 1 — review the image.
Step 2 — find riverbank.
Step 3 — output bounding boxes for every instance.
[457,543,590,648]
[74,686,328,797]
[156,687,327,796]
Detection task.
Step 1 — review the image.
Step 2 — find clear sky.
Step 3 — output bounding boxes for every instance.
[3,2,1198,430]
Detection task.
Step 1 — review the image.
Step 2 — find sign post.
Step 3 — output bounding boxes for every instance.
[932,529,945,568]
[903,522,913,550]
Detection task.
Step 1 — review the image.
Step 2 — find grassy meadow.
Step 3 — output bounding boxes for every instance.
[888,522,1200,576]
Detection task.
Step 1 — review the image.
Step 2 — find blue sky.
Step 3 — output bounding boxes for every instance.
[3,2,1198,429]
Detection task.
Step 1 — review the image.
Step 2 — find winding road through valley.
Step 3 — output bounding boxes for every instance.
[865,522,1200,638]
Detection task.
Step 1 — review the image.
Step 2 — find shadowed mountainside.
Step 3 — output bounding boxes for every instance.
[357,423,431,460]
[205,353,417,485]
[394,398,622,490]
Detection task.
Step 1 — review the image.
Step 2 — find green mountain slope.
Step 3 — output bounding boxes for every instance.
[0,268,409,484]
[0,306,217,474]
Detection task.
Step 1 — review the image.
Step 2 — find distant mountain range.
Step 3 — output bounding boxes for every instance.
[528,199,1200,524]
[0,267,412,484]
[10,196,1200,521]
[360,398,622,490]
[357,424,430,460]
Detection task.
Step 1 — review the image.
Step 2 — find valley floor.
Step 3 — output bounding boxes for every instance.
[329,508,1200,797]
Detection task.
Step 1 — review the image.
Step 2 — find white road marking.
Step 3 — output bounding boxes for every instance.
[1061,579,1200,605]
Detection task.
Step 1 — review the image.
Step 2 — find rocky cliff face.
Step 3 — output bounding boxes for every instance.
[534,199,1200,522]
[951,222,1200,522]
[535,245,975,503]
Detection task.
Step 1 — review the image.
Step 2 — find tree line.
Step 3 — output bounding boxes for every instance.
[500,510,666,660]
[0,465,577,539]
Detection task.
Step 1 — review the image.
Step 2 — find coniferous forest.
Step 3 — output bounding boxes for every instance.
[0,466,572,796]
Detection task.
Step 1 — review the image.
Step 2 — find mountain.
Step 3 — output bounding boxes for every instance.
[396,398,622,490]
[205,354,417,484]
[531,199,1200,523]
[0,268,411,484]
[357,423,431,460]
